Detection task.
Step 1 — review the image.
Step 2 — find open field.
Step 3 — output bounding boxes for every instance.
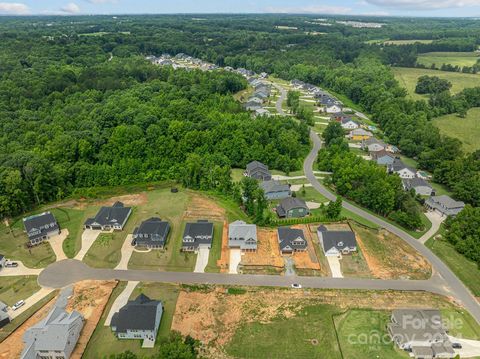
[0,276,40,306]
[433,107,480,153]
[384,39,433,45]
[83,282,179,358]
[417,52,479,68]
[393,67,480,100]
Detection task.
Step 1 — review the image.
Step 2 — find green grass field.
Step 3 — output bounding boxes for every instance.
[204,221,223,273]
[83,232,125,269]
[0,275,40,306]
[393,67,480,100]
[433,107,480,153]
[384,39,433,45]
[417,52,479,68]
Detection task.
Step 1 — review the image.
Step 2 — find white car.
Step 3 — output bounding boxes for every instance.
[12,300,25,311]
[291,283,302,289]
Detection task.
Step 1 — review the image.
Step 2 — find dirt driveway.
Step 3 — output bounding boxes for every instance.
[74,229,101,261]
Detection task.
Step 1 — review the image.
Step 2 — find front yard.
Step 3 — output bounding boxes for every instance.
[0,276,40,306]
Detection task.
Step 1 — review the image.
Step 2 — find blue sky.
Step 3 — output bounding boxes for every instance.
[1,0,480,17]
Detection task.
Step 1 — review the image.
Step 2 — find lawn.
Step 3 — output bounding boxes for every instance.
[204,221,223,273]
[335,309,409,359]
[231,168,245,182]
[441,308,480,340]
[384,39,433,45]
[433,107,480,153]
[225,304,343,359]
[0,276,40,306]
[340,251,372,278]
[417,52,479,68]
[393,67,480,100]
[426,236,480,296]
[83,282,180,358]
[83,232,125,269]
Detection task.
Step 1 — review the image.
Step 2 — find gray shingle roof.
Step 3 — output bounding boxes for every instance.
[425,195,465,216]
[111,294,162,333]
[402,177,432,190]
[182,220,213,248]
[260,180,290,194]
[228,220,257,241]
[133,217,170,247]
[277,227,307,251]
[277,197,308,215]
[320,230,357,252]
[23,212,59,242]
[84,201,131,228]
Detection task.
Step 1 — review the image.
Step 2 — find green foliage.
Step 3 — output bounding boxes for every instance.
[415,75,452,94]
[322,122,345,147]
[325,197,343,220]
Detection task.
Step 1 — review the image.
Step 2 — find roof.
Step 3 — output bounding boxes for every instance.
[183,220,213,246]
[340,117,357,125]
[23,212,59,242]
[246,160,268,173]
[84,202,131,228]
[133,218,170,246]
[364,137,387,147]
[319,229,357,252]
[402,178,432,190]
[371,150,395,160]
[260,180,290,194]
[425,195,465,216]
[111,294,162,333]
[277,227,307,251]
[277,197,308,213]
[229,220,257,241]
[350,128,373,137]
[389,159,415,173]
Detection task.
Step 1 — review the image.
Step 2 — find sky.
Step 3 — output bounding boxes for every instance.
[1,0,480,17]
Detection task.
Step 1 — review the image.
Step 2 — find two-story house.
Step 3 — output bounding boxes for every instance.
[182,220,214,252]
[277,227,307,254]
[84,201,132,231]
[23,212,60,246]
[228,220,257,252]
[276,198,310,218]
[132,217,170,249]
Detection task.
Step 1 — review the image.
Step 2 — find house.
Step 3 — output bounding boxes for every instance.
[425,195,465,217]
[402,178,434,196]
[340,117,359,130]
[254,108,271,117]
[132,217,170,249]
[386,144,400,154]
[0,301,10,329]
[387,159,416,179]
[228,220,257,251]
[277,227,307,254]
[244,161,272,181]
[317,225,357,257]
[21,305,84,359]
[325,104,343,114]
[84,202,132,231]
[371,150,396,166]
[111,294,163,348]
[330,112,351,122]
[276,197,310,218]
[245,101,262,111]
[0,255,5,270]
[388,309,455,359]
[248,96,264,104]
[182,220,214,252]
[348,128,373,141]
[260,180,291,200]
[253,90,269,100]
[291,79,305,89]
[362,138,387,152]
[23,212,60,246]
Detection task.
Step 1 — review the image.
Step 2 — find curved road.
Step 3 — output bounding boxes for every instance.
[273,83,287,116]
[304,129,480,324]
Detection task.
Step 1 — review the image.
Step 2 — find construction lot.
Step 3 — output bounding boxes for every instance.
[240,228,284,274]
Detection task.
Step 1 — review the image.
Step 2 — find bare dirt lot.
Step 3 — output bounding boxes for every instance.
[171,286,458,356]
[0,280,116,359]
[240,228,284,273]
[217,221,230,273]
[183,194,225,222]
[291,225,323,274]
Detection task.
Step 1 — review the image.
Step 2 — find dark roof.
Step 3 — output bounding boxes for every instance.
[111,294,162,333]
[84,202,131,228]
[182,220,214,247]
[277,227,307,251]
[277,197,308,212]
[133,218,170,246]
[23,212,59,242]
[371,150,395,160]
[245,161,271,180]
[320,230,357,252]
[260,180,290,194]
[403,178,432,190]
[389,159,415,173]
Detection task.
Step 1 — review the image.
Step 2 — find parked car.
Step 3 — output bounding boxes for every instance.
[452,343,462,349]
[12,300,25,311]
[5,262,18,268]
[291,283,302,289]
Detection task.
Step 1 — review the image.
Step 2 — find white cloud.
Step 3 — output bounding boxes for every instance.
[264,5,352,15]
[60,2,80,13]
[365,0,480,10]
[0,2,29,14]
[85,0,118,3]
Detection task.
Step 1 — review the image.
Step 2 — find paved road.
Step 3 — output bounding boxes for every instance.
[38,259,448,295]
[304,129,480,324]
[273,84,287,115]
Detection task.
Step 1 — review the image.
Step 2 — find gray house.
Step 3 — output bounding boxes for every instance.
[317,225,357,257]
[402,178,434,196]
[132,217,170,249]
[387,159,416,179]
[244,161,272,181]
[371,150,395,166]
[228,220,257,251]
[276,197,310,218]
[23,212,60,245]
[182,220,214,252]
[0,301,10,329]
[362,138,387,153]
[425,195,465,217]
[260,180,291,200]
[21,306,84,359]
[388,309,455,359]
[84,201,132,231]
[277,227,307,254]
[111,294,163,348]
[245,101,262,111]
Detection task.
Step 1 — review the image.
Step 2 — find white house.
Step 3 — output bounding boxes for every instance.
[388,159,416,179]
[317,226,357,257]
[340,118,359,130]
[325,104,343,114]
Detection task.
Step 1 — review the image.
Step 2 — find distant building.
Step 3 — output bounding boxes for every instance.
[340,117,359,130]
[425,195,465,217]
[277,227,307,254]
[402,178,434,196]
[111,294,163,348]
[182,220,214,252]
[84,201,132,231]
[23,212,60,246]
[317,225,357,257]
[260,180,291,200]
[21,306,84,359]
[388,309,455,359]
[348,128,373,141]
[244,161,272,181]
[362,138,387,153]
[132,217,170,249]
[276,198,309,218]
[255,108,271,117]
[371,150,396,166]
[228,220,257,251]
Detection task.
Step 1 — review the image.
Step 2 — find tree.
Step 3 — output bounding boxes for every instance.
[322,122,345,147]
[415,75,452,94]
[154,332,199,359]
[325,196,342,220]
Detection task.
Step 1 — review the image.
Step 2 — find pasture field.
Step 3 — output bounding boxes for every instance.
[417,51,479,68]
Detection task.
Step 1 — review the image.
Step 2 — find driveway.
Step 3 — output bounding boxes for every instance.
[74,229,101,261]
[448,336,480,358]
[0,261,42,277]
[115,234,134,270]
[229,249,242,274]
[104,281,139,326]
[48,229,69,261]
[7,287,55,319]
[194,247,210,273]
[327,256,343,278]
[284,257,295,276]
[419,211,445,244]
